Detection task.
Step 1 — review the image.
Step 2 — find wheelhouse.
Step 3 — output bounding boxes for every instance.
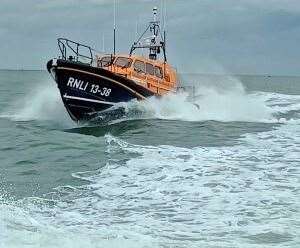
[95,54,177,94]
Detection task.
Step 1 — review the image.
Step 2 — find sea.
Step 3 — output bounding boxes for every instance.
[0,70,299,248]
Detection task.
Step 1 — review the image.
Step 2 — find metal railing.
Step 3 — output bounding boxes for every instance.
[57,38,94,65]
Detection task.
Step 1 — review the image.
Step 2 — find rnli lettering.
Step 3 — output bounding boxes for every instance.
[67,77,74,86]
[67,77,111,97]
[67,77,88,91]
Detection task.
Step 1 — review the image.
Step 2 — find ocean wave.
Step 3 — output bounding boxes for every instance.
[4,76,300,125]
[1,121,299,247]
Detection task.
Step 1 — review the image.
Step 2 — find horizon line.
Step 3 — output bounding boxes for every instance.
[0,68,300,78]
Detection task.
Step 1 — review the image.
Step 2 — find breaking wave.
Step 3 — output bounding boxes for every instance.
[2,75,300,125]
[1,118,299,247]
[93,77,278,124]
[0,80,73,127]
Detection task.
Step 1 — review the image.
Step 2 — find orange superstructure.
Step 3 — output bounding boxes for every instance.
[95,54,178,95]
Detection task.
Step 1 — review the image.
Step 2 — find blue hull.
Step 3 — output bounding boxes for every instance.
[47,59,154,122]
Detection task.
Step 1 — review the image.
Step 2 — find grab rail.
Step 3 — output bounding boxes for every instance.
[57,38,94,65]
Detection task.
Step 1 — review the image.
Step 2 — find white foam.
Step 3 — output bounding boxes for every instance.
[122,77,276,123]
[1,75,299,125]
[1,124,299,247]
[0,198,155,248]
[1,80,73,127]
[1,75,300,247]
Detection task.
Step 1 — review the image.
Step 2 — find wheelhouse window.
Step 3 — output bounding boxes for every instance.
[146,63,154,76]
[99,56,114,67]
[133,60,146,74]
[114,57,132,68]
[154,66,163,79]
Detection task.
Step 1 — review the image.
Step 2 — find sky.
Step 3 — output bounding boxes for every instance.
[1,0,300,75]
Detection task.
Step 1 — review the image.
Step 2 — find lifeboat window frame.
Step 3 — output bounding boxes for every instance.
[146,63,155,76]
[114,57,132,68]
[154,66,163,79]
[133,60,146,74]
[98,56,115,67]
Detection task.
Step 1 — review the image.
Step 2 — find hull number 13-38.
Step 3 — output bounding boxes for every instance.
[90,85,111,97]
[66,77,112,97]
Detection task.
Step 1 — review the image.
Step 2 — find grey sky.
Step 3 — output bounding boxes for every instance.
[1,0,300,75]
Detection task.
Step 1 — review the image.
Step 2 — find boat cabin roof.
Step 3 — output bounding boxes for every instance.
[95,53,178,90]
[96,54,176,74]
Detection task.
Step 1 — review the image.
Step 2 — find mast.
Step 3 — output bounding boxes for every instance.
[163,0,167,62]
[129,7,167,62]
[113,0,116,55]
[102,35,105,52]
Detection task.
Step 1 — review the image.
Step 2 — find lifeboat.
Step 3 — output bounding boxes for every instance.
[47,7,178,122]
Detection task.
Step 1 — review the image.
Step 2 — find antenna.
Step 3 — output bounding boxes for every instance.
[160,0,164,28]
[153,6,158,22]
[163,0,167,62]
[113,0,116,55]
[135,21,137,40]
[163,0,167,31]
[102,34,105,52]
[129,7,167,62]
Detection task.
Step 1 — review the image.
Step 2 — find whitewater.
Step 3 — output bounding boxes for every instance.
[0,71,299,247]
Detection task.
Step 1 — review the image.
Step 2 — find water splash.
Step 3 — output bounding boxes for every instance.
[122,77,275,123]
[1,75,297,125]
[1,80,73,126]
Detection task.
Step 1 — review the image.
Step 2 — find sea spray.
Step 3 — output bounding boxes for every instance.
[1,75,276,125]
[123,76,275,123]
[1,79,73,126]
